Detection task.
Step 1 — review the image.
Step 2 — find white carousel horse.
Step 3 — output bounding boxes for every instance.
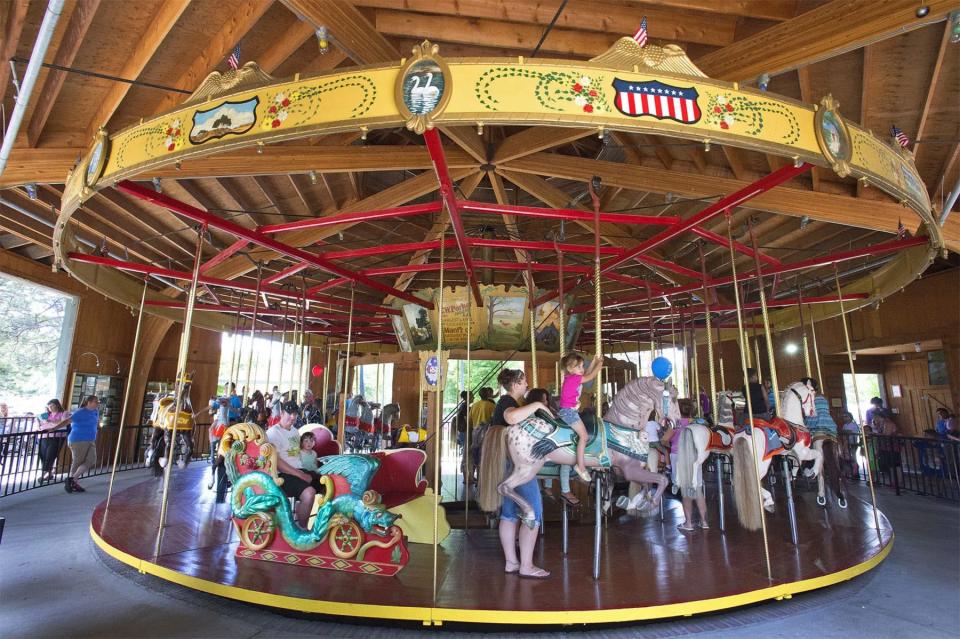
[478,377,675,527]
[671,391,739,500]
[803,392,848,508]
[731,380,823,531]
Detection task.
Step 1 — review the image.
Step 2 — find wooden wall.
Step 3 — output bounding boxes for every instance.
[148,326,222,417]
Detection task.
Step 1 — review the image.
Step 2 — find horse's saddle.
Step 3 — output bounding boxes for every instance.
[525,410,610,466]
[707,426,734,451]
[743,417,811,455]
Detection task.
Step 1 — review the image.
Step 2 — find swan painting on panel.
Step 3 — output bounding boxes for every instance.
[402,60,445,116]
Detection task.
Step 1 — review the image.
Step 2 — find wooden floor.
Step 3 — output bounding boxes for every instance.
[91,465,893,625]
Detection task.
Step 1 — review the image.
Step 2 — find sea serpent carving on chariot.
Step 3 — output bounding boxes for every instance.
[220,423,410,575]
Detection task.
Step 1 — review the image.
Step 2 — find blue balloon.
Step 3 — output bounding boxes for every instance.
[651,356,673,381]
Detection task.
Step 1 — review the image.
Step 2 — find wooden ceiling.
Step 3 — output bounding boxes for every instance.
[0,0,957,342]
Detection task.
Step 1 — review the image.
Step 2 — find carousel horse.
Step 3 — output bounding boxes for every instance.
[478,376,675,528]
[732,380,823,530]
[803,392,848,508]
[671,392,739,499]
[144,390,194,477]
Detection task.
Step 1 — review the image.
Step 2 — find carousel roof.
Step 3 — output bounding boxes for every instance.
[0,0,957,347]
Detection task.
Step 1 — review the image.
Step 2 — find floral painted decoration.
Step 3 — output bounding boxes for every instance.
[703,93,800,144]
[476,68,609,114]
[164,119,185,152]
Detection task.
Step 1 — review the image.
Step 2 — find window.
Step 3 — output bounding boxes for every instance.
[842,373,883,423]
[0,272,78,413]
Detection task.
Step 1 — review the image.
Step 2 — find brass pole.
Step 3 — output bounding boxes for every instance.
[288,295,302,401]
[243,263,263,400]
[432,239,446,605]
[277,300,290,396]
[646,284,654,361]
[337,287,355,449]
[725,213,773,580]
[747,222,781,416]
[264,318,274,397]
[226,292,243,392]
[796,281,812,378]
[699,242,718,415]
[834,266,882,540]
[103,276,149,527]
[591,184,604,430]
[321,343,332,422]
[752,321,762,382]
[528,267,538,387]
[155,225,205,556]
[298,281,308,399]
[716,322,727,392]
[809,305,825,388]
[557,246,565,359]
[464,290,472,529]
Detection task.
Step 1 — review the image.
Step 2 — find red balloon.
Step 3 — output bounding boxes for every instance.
[311,364,323,377]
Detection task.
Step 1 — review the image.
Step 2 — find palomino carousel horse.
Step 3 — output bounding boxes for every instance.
[731,380,824,530]
[145,389,194,477]
[478,377,675,527]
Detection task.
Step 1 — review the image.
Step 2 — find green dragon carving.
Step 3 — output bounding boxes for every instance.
[225,444,399,552]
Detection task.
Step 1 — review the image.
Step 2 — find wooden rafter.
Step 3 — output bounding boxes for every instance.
[282,0,399,64]
[0,0,29,107]
[26,0,102,147]
[696,0,957,81]
[493,127,593,165]
[914,21,953,165]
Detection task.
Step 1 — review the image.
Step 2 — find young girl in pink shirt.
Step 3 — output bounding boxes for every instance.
[558,352,603,482]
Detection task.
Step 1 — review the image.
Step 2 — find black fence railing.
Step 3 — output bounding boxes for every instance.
[838,433,960,501]
[0,417,214,498]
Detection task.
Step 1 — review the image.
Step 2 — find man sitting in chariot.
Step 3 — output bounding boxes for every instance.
[265,401,326,526]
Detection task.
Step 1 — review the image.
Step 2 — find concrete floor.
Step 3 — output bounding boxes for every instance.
[0,470,957,639]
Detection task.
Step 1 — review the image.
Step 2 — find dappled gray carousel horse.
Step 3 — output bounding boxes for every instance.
[479,377,677,527]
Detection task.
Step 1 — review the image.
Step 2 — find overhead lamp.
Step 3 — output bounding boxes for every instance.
[950,11,960,44]
[800,215,810,229]
[152,177,162,193]
[914,341,922,353]
[309,170,318,185]
[25,183,37,199]
[784,342,799,355]
[316,26,330,54]
[916,5,930,18]
[758,73,770,92]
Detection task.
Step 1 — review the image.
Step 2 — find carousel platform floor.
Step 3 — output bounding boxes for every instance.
[90,465,892,626]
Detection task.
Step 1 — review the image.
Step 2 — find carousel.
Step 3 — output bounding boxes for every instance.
[54,30,939,626]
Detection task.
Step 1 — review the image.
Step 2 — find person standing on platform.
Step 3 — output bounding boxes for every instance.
[492,368,551,579]
[468,387,496,427]
[65,395,100,493]
[228,383,242,423]
[37,399,71,482]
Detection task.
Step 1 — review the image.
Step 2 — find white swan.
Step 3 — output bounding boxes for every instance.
[420,72,440,112]
[407,75,425,112]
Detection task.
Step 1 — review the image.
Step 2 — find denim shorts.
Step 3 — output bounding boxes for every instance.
[500,476,543,527]
[558,407,581,426]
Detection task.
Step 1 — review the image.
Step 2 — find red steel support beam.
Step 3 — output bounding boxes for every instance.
[144,300,393,324]
[258,201,444,234]
[600,163,809,276]
[690,226,781,267]
[460,200,680,226]
[579,293,869,317]
[115,180,432,309]
[423,129,482,305]
[67,252,401,316]
[199,239,247,274]
[263,262,309,285]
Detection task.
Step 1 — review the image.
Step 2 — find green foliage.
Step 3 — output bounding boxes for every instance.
[0,275,69,404]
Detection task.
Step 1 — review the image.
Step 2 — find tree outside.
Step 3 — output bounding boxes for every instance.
[0,274,76,414]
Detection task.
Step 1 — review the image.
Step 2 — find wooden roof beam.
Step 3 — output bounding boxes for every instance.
[0,0,29,107]
[25,0,102,147]
[914,21,953,167]
[282,0,399,64]
[493,127,593,165]
[696,0,957,81]
[150,1,272,115]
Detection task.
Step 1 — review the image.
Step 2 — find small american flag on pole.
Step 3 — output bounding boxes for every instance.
[227,44,241,70]
[897,218,906,239]
[633,17,648,47]
[891,125,910,148]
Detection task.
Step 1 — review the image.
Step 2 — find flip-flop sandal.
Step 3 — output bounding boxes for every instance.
[560,493,581,507]
[504,562,520,574]
[677,523,695,532]
[699,522,710,529]
[518,568,551,579]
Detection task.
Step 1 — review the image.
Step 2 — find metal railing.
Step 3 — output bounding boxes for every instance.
[839,433,960,501]
[0,418,214,498]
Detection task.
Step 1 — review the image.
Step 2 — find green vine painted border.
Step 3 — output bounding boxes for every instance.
[702,93,800,144]
[475,67,610,113]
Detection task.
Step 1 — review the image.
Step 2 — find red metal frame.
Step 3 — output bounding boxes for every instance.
[116,180,432,309]
[258,202,444,234]
[68,252,401,316]
[263,262,309,285]
[144,300,393,324]
[459,200,680,226]
[690,226,781,267]
[423,129,482,305]
[200,239,247,274]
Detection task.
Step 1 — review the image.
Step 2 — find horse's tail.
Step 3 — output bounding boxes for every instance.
[675,427,697,497]
[821,439,843,500]
[732,435,762,531]
[478,426,508,513]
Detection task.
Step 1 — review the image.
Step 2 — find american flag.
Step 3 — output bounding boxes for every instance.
[897,218,906,239]
[613,79,702,124]
[227,44,241,70]
[891,125,910,148]
[632,17,648,47]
